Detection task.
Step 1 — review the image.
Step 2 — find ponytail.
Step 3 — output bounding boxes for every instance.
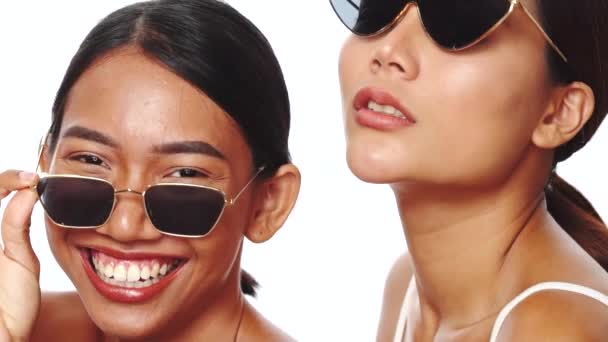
[545,174,608,271]
[241,270,259,297]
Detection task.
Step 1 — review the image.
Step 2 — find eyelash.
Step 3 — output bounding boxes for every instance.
[168,168,209,178]
[68,154,209,178]
[69,153,108,168]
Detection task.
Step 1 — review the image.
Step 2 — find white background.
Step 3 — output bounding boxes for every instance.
[0,1,606,341]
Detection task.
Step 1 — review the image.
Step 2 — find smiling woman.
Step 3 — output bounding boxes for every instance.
[0,0,300,341]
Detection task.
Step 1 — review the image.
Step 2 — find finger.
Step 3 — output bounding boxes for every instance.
[0,170,38,196]
[0,170,38,208]
[1,189,40,278]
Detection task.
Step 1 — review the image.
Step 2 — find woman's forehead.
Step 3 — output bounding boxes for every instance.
[61,48,244,154]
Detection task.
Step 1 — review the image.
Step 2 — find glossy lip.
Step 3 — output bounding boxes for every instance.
[353,87,416,131]
[79,247,186,303]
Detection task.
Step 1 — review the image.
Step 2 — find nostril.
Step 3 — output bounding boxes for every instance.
[371,59,382,72]
[389,62,406,73]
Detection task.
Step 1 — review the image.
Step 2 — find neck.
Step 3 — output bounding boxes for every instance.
[393,161,552,328]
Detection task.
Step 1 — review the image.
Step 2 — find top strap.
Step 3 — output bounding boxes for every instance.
[489,282,608,342]
[393,277,416,342]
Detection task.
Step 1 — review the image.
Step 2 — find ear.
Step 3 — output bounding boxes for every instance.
[245,164,301,243]
[532,82,595,149]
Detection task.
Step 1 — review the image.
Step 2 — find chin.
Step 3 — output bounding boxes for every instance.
[91,310,167,340]
[72,280,181,340]
[345,128,422,184]
[346,146,409,184]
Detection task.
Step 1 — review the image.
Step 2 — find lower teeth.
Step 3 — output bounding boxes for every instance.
[98,271,161,288]
[95,269,164,288]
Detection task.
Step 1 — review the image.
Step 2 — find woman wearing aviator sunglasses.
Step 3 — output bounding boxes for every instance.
[0,0,300,341]
[331,0,608,341]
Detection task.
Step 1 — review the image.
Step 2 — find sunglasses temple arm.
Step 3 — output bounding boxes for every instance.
[34,132,49,174]
[518,1,568,62]
[345,0,359,10]
[228,166,266,205]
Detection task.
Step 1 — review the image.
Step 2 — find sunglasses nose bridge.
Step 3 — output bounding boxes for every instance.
[390,1,417,29]
[401,2,417,20]
[97,187,163,241]
[372,1,417,37]
[114,188,145,197]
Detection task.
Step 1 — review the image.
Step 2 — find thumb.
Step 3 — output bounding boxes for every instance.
[1,189,40,278]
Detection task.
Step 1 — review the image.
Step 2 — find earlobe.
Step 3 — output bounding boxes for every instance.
[532,82,595,149]
[245,164,301,243]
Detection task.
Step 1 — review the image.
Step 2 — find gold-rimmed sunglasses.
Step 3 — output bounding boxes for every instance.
[330,0,567,62]
[33,134,264,238]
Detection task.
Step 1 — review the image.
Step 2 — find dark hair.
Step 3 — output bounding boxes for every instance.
[48,0,292,295]
[539,0,608,271]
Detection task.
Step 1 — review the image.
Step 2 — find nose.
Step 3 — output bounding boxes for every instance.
[95,188,163,242]
[369,3,421,80]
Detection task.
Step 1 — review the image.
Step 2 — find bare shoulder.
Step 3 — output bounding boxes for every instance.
[239,301,296,342]
[377,252,414,342]
[31,292,98,342]
[496,286,608,342]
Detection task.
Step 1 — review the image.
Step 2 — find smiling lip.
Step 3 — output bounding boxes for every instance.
[79,247,185,303]
[353,87,416,131]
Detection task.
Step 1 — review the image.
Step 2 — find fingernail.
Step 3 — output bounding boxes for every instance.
[19,171,37,182]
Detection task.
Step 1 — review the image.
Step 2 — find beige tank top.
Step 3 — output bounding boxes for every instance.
[393,280,608,342]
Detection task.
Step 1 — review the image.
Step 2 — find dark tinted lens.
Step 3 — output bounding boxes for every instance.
[144,185,225,237]
[37,177,115,227]
[419,0,511,49]
[331,0,408,35]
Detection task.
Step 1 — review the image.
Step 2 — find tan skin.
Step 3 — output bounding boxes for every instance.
[338,2,608,341]
[0,47,300,342]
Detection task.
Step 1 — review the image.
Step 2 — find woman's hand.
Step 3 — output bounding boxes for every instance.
[0,170,41,342]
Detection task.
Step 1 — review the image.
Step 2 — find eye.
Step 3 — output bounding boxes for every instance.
[69,153,107,167]
[168,168,208,178]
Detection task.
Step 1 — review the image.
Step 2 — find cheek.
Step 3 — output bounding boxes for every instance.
[338,37,363,101]
[419,67,546,184]
[190,205,247,281]
[46,220,64,253]
[45,220,75,275]
[339,38,370,138]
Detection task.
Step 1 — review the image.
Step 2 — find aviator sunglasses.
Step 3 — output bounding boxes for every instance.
[329,0,568,62]
[32,135,264,238]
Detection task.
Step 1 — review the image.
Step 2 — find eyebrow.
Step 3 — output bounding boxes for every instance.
[62,125,119,148]
[152,141,225,159]
[61,125,225,159]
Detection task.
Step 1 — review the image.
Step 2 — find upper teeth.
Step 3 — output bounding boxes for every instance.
[367,101,406,119]
[91,251,179,288]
